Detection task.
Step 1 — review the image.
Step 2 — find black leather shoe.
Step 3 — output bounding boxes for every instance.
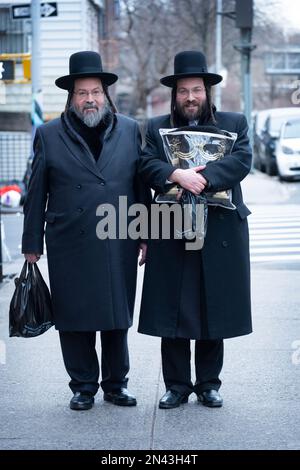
[197,389,223,408]
[159,390,189,409]
[70,391,94,410]
[103,388,137,406]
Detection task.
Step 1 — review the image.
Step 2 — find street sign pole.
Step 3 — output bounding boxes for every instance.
[31,0,43,138]
[215,0,223,111]
[234,0,256,151]
[0,202,3,283]
[0,70,3,282]
[240,28,253,146]
[12,3,58,19]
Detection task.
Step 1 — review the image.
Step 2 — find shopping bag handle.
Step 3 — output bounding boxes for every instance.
[15,260,29,287]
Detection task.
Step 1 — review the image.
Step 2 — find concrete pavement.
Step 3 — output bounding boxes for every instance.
[0,172,300,450]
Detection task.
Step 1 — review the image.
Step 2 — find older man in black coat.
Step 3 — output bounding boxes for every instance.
[138,51,252,409]
[22,51,150,410]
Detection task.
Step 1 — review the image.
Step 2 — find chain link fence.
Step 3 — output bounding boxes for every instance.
[0,132,31,184]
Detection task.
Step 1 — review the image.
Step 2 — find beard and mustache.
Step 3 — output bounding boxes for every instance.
[70,102,110,128]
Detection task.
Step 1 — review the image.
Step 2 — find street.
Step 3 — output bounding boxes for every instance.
[3,171,300,268]
[0,171,300,450]
[243,172,300,268]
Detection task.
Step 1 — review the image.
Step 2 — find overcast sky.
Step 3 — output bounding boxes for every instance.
[256,0,300,31]
[276,0,300,29]
[0,0,299,32]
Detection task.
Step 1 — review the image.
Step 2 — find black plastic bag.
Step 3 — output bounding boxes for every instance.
[9,261,53,338]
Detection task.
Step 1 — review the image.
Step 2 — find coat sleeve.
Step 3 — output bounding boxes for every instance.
[22,128,48,254]
[201,114,252,192]
[138,119,175,193]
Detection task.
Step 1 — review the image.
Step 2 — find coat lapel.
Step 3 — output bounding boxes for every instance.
[96,116,122,173]
[58,129,105,179]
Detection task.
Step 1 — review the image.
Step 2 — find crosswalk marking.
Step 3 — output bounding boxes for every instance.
[250,222,300,228]
[251,233,300,239]
[248,205,300,264]
[251,239,300,246]
[251,254,300,263]
[251,246,300,253]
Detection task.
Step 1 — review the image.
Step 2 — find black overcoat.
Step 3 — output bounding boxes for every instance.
[138,112,253,340]
[22,113,150,331]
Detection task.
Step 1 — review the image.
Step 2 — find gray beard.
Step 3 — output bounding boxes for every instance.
[70,103,109,127]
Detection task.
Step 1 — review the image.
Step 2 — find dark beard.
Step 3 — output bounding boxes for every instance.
[173,98,214,127]
[176,101,203,122]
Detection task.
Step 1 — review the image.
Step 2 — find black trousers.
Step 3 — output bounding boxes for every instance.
[161,338,224,395]
[59,329,129,395]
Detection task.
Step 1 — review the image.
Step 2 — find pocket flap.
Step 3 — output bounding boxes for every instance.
[236,203,251,220]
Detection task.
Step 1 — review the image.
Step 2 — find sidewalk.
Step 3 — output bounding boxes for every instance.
[1,262,300,450]
[242,171,290,205]
[0,174,300,450]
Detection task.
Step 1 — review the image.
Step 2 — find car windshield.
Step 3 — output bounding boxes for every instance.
[270,115,299,134]
[283,120,300,139]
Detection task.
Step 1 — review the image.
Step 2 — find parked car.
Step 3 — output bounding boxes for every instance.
[253,109,271,171]
[275,117,300,180]
[254,107,300,175]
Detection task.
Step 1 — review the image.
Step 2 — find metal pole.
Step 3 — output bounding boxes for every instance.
[215,0,222,110]
[146,94,152,119]
[0,202,3,283]
[31,0,41,99]
[240,28,253,148]
[31,0,43,138]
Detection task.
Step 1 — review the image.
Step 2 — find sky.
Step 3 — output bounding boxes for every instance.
[0,0,299,32]
[277,0,300,30]
[256,0,300,32]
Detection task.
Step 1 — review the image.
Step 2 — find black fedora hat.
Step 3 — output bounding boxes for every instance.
[55,51,118,90]
[160,50,222,87]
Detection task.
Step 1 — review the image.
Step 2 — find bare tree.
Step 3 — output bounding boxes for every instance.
[118,0,219,115]
[116,0,296,116]
[117,0,183,115]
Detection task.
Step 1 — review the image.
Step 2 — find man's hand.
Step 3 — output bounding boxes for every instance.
[24,253,41,264]
[169,165,207,195]
[138,243,147,266]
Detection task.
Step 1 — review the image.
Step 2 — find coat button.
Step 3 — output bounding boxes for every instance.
[222,240,228,247]
[77,207,83,213]
[99,181,105,186]
[219,213,224,220]
[76,184,82,189]
[79,229,85,235]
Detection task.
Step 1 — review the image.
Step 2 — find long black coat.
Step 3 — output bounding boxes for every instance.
[138,112,252,340]
[22,113,150,331]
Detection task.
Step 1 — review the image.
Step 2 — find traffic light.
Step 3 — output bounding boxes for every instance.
[0,54,31,82]
[22,56,31,80]
[0,60,15,80]
[236,0,253,29]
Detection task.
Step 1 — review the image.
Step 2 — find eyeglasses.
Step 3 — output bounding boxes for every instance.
[73,90,104,99]
[177,87,205,98]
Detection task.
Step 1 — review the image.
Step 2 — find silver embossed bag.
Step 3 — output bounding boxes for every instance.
[156,126,237,210]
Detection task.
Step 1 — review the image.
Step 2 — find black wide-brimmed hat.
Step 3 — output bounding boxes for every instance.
[55,51,118,90]
[160,50,223,87]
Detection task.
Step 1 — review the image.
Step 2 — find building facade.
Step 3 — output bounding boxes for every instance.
[0,0,112,125]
